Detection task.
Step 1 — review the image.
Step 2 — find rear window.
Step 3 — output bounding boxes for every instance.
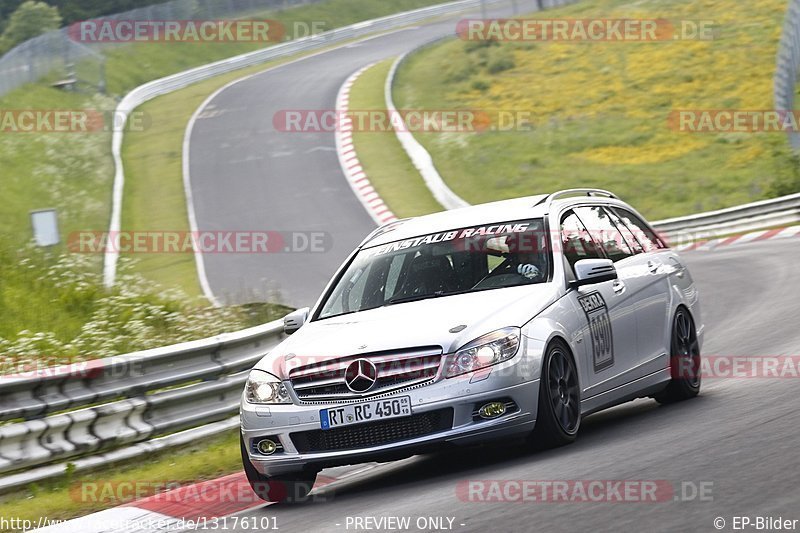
[611,207,667,252]
[573,206,634,263]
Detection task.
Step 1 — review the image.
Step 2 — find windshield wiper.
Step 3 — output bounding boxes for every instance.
[386,288,484,306]
[386,291,449,306]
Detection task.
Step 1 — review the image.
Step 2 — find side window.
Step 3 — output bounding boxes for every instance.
[325,263,371,316]
[560,210,603,272]
[612,208,666,252]
[574,206,634,263]
[604,207,643,254]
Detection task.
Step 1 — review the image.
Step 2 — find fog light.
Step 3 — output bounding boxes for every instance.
[478,401,507,419]
[257,439,278,455]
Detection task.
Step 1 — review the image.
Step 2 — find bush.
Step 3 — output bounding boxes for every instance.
[768,152,800,196]
[443,53,479,83]
[0,1,60,51]
[471,78,491,92]
[463,38,498,53]
[0,240,290,367]
[486,46,516,74]
[0,0,171,30]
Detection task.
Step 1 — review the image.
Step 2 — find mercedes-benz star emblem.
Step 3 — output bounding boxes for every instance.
[344,359,378,393]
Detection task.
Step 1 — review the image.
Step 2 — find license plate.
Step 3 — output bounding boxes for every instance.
[320,396,412,430]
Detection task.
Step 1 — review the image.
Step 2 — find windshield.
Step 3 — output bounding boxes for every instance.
[318,219,550,319]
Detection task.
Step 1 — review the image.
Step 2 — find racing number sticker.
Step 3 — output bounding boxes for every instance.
[578,292,614,372]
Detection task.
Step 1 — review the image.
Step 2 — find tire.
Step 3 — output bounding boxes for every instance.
[653,307,701,404]
[240,435,317,503]
[529,339,581,449]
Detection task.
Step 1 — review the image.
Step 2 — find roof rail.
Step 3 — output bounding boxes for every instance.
[536,188,618,208]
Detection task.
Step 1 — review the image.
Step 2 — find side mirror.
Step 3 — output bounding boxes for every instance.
[573,259,617,288]
[283,307,310,335]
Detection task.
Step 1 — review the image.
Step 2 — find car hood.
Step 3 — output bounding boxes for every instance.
[254,283,562,379]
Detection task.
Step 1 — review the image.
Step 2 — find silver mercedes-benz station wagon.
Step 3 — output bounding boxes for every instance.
[240,189,703,502]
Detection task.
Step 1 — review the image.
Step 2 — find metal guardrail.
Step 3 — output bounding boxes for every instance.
[0,320,284,491]
[102,0,511,289]
[651,193,800,245]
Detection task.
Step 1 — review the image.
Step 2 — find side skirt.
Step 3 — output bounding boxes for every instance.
[580,368,671,417]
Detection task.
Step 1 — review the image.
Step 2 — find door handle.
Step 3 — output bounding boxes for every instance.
[612,280,626,294]
[647,260,660,274]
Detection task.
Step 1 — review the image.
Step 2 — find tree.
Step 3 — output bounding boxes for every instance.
[0,1,27,32]
[45,0,168,26]
[1,1,61,50]
[2,1,171,32]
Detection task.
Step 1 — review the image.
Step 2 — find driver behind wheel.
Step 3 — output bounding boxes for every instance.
[502,231,547,283]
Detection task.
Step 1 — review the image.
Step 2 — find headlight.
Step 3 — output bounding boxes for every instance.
[445,327,521,378]
[245,370,292,404]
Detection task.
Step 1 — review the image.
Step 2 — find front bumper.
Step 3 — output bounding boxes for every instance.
[241,367,540,477]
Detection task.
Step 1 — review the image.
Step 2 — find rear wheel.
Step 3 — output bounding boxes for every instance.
[530,339,580,449]
[654,307,701,404]
[240,435,317,503]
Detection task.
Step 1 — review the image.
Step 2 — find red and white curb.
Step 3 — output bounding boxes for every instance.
[335,63,398,226]
[671,225,800,252]
[33,466,379,532]
[33,472,261,532]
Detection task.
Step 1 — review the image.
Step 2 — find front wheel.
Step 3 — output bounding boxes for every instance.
[240,435,317,503]
[653,307,701,404]
[529,339,581,449]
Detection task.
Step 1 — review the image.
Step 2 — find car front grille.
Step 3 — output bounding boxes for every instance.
[288,347,442,402]
[290,408,454,453]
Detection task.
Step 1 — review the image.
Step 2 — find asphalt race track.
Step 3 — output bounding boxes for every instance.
[187,0,545,307]
[187,1,800,530]
[196,238,800,532]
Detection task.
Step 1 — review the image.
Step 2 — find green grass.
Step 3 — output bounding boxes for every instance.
[348,59,444,218]
[0,87,115,340]
[0,429,242,530]
[0,242,92,344]
[391,0,799,221]
[0,87,114,250]
[121,92,201,297]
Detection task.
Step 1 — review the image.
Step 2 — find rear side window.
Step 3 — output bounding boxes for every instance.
[560,210,603,271]
[604,207,643,254]
[611,207,667,252]
[573,206,634,263]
